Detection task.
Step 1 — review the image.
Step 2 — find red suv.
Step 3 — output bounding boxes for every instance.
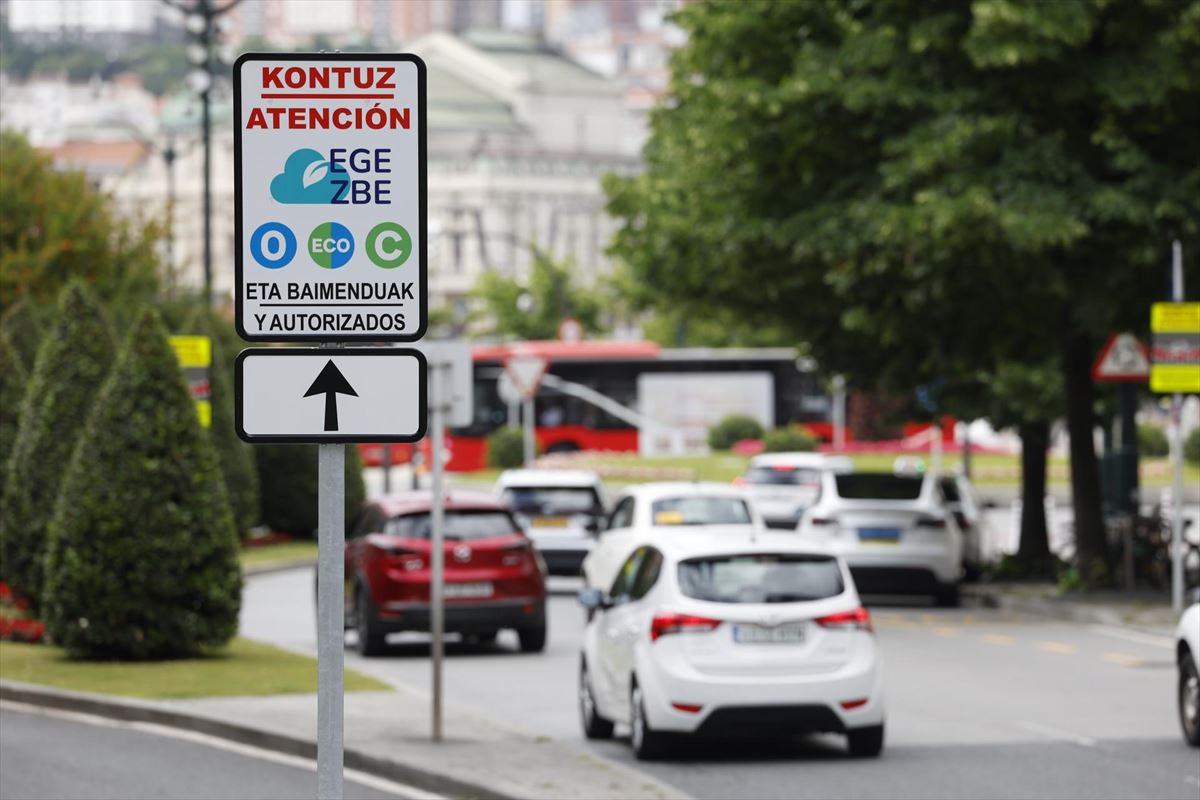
[345,491,547,656]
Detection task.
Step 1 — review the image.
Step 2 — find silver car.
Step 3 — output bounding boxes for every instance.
[737,453,854,529]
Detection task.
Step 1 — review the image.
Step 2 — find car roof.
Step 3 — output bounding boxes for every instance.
[495,469,601,488]
[646,531,835,562]
[372,490,505,516]
[617,481,751,502]
[749,452,849,469]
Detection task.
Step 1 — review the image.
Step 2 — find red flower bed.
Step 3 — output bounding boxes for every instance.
[0,581,46,644]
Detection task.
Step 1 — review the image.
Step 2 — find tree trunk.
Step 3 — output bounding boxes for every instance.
[1017,420,1053,577]
[1062,336,1108,586]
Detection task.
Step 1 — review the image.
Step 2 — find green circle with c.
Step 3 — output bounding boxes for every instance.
[366,222,413,269]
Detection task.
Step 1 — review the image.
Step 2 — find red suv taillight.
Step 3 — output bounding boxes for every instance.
[650,612,722,642]
[501,539,533,567]
[815,607,872,633]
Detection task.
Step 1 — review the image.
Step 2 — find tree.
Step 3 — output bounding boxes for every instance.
[471,248,604,340]
[0,131,162,319]
[0,333,27,479]
[0,283,115,607]
[42,310,241,659]
[255,444,366,537]
[606,0,1200,586]
[0,298,43,372]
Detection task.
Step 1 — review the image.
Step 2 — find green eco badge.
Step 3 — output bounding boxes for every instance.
[307,222,354,269]
[366,222,413,269]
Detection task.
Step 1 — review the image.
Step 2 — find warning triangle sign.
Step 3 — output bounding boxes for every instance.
[1092,333,1150,382]
[505,354,549,400]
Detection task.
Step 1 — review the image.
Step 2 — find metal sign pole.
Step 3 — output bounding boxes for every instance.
[523,396,535,467]
[317,439,345,799]
[430,361,446,741]
[1170,240,1185,613]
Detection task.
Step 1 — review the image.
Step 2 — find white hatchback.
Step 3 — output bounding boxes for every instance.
[578,534,885,760]
[799,471,964,606]
[736,453,854,529]
[495,469,607,576]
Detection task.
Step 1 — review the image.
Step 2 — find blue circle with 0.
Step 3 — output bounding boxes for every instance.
[250,222,297,269]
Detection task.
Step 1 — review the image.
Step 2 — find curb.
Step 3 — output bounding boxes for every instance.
[962,585,1176,634]
[242,559,317,577]
[0,680,512,800]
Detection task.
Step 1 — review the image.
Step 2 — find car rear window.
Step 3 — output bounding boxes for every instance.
[938,477,961,503]
[651,496,751,526]
[677,554,844,603]
[743,467,821,486]
[386,510,519,540]
[501,486,602,516]
[835,474,924,500]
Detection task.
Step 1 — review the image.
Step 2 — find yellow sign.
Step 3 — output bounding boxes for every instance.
[1150,364,1200,394]
[169,335,212,368]
[1150,303,1200,333]
[169,335,213,427]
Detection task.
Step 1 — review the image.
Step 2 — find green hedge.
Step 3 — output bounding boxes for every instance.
[708,414,764,451]
[763,427,818,453]
[486,427,527,469]
[1186,428,1200,465]
[256,444,366,537]
[0,333,27,482]
[1137,424,1169,457]
[42,310,241,659]
[0,284,114,609]
[0,299,43,373]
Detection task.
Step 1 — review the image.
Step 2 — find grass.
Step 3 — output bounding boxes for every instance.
[0,637,390,699]
[239,540,318,570]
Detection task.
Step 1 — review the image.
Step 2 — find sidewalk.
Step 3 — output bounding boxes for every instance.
[964,582,1183,635]
[0,680,686,800]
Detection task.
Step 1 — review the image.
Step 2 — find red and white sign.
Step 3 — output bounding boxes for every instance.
[505,352,549,400]
[1092,332,1151,382]
[558,317,583,343]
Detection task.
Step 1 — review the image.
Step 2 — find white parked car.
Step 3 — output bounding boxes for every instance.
[735,452,854,529]
[581,482,763,592]
[577,534,885,760]
[495,469,607,576]
[1177,593,1200,747]
[937,472,987,578]
[799,471,964,606]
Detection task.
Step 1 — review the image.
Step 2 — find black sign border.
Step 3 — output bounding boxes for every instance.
[235,348,429,443]
[233,52,428,343]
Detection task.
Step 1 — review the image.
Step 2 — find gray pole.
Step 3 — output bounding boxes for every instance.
[317,441,345,799]
[430,362,446,741]
[200,2,213,306]
[832,376,846,451]
[1170,239,1185,612]
[523,396,535,466]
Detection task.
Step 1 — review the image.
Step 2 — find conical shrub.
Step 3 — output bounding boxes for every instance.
[43,309,241,659]
[0,298,43,372]
[1,283,114,607]
[256,443,366,537]
[0,333,28,488]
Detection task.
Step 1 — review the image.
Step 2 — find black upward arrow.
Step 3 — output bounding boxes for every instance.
[304,360,358,432]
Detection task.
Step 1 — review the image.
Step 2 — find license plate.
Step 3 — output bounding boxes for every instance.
[858,527,900,543]
[733,622,806,644]
[531,516,569,528]
[443,582,493,599]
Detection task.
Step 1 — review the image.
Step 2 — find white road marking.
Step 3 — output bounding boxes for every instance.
[0,700,443,800]
[1088,624,1174,650]
[1017,720,1097,748]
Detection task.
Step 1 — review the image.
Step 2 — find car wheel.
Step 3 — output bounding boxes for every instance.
[630,683,669,760]
[355,584,387,657]
[846,723,885,757]
[579,658,614,740]
[935,582,960,608]
[517,623,547,653]
[1180,653,1200,747]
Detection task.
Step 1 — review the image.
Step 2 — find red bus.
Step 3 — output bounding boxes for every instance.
[361,341,834,472]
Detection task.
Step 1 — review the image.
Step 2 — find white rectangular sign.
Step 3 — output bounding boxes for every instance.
[234,54,426,342]
[236,349,427,443]
[414,341,474,428]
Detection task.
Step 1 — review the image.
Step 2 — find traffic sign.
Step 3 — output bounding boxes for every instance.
[235,348,427,442]
[414,341,473,427]
[1150,302,1200,394]
[169,335,212,427]
[1091,332,1150,383]
[234,53,427,342]
[505,352,549,400]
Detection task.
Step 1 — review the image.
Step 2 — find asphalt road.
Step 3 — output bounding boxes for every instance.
[241,569,1199,800]
[0,706,409,800]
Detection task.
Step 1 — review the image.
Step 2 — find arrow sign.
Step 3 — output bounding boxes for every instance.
[304,360,358,431]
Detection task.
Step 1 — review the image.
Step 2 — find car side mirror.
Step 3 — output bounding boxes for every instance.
[577,587,610,611]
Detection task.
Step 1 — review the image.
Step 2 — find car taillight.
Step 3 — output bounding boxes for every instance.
[381,547,424,571]
[501,539,534,567]
[810,516,837,526]
[815,607,872,633]
[916,515,946,529]
[650,612,722,642]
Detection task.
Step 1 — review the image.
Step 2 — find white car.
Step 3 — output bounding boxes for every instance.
[937,471,988,578]
[495,469,607,576]
[581,482,763,592]
[799,471,964,606]
[1177,593,1200,747]
[577,534,885,760]
[736,452,854,529]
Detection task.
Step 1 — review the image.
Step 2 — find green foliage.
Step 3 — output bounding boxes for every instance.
[762,427,818,453]
[42,309,241,659]
[0,299,43,372]
[255,445,366,537]
[0,131,161,319]
[0,332,27,479]
[486,427,527,469]
[471,248,603,340]
[708,415,765,451]
[0,283,114,606]
[1185,428,1200,466]
[1137,424,1169,458]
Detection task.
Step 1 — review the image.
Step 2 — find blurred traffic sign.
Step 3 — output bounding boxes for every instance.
[235,348,426,442]
[1149,302,1199,394]
[558,317,583,343]
[169,335,212,428]
[1091,332,1150,383]
[505,352,549,400]
[415,340,473,427]
[234,53,427,342]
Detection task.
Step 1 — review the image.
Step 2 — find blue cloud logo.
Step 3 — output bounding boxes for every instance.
[270,148,338,204]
